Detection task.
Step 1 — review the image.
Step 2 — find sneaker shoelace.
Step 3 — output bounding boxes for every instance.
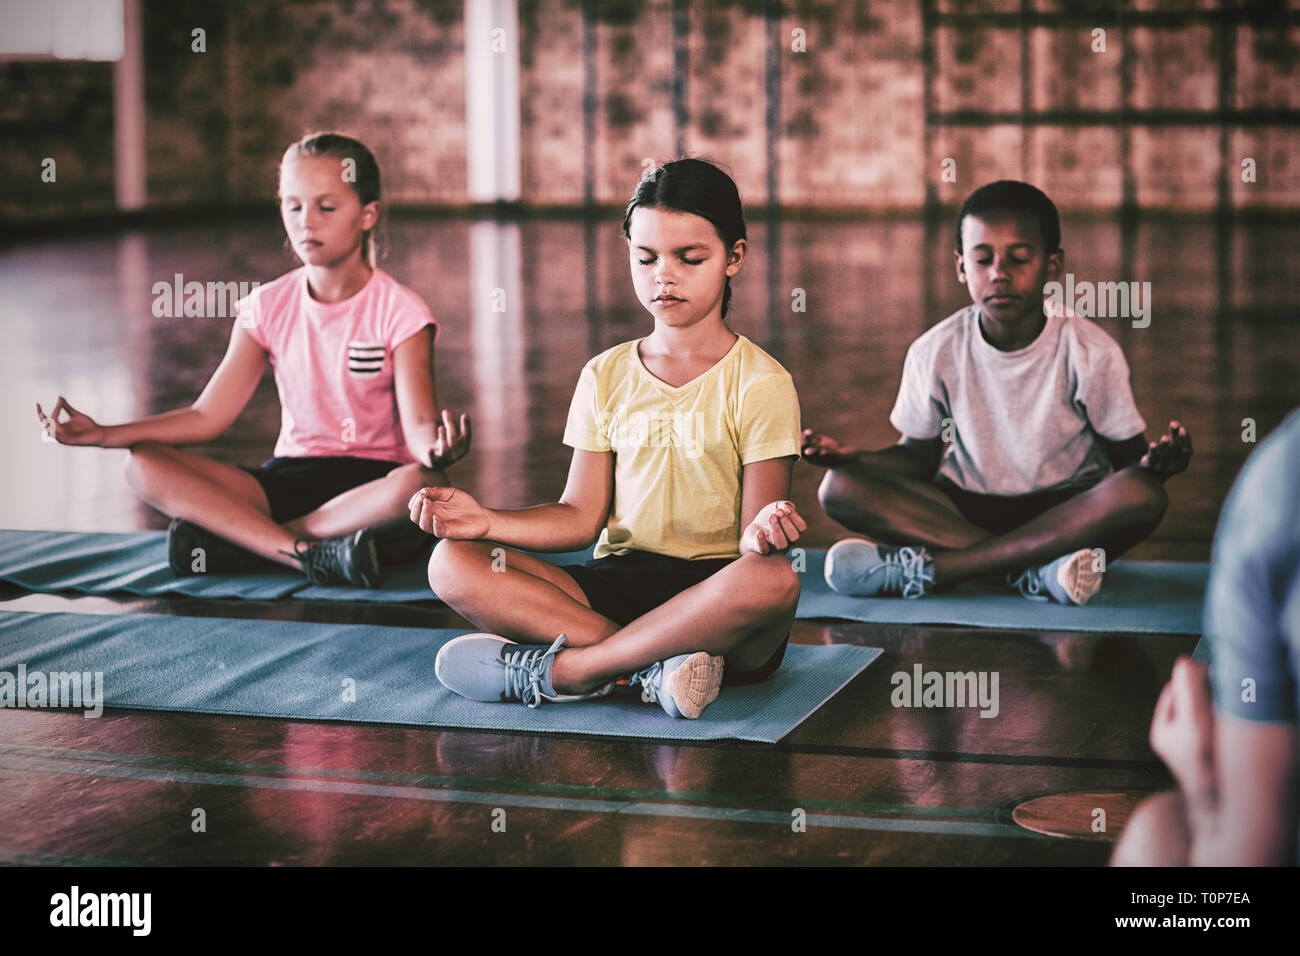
[1010,568,1049,601]
[291,538,348,586]
[499,635,567,709]
[627,662,663,704]
[884,546,934,599]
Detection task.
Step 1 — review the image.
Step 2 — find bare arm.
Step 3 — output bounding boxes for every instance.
[40,322,267,448]
[801,428,943,480]
[410,448,613,552]
[1099,421,1192,478]
[738,456,806,555]
[1192,714,1298,865]
[393,326,470,469]
[1097,433,1147,471]
[1150,657,1299,865]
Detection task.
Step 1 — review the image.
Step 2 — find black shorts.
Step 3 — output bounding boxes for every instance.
[562,550,788,687]
[241,456,404,524]
[933,477,1096,536]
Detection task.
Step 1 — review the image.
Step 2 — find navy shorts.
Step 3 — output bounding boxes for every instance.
[562,550,788,686]
[241,456,404,524]
[933,477,1097,536]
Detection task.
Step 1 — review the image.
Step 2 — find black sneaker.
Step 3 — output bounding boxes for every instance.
[290,529,381,588]
[167,518,268,577]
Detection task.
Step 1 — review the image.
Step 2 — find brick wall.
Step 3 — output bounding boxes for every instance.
[1,0,1295,223]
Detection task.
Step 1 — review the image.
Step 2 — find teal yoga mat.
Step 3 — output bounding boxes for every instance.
[0,530,304,600]
[0,530,1207,634]
[790,549,1207,635]
[0,610,880,743]
[294,546,598,602]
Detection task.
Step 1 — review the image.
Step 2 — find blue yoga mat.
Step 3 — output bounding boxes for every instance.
[0,530,1206,634]
[0,530,304,600]
[792,549,1207,635]
[294,546,598,602]
[302,545,1206,635]
[0,610,880,743]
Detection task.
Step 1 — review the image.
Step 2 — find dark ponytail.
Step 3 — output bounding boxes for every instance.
[622,158,746,318]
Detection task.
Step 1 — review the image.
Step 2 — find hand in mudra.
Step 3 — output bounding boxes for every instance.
[408,486,491,540]
[741,500,807,555]
[36,397,105,446]
[800,428,857,468]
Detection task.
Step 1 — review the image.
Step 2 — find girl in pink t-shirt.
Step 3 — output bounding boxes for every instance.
[37,132,469,587]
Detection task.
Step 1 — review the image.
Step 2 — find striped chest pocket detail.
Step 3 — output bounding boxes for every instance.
[347,341,385,375]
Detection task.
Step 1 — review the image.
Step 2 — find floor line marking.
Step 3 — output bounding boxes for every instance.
[0,753,1040,839]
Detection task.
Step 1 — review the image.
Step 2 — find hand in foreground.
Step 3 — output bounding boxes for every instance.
[36,397,105,447]
[408,486,491,540]
[1140,420,1192,479]
[1149,656,1217,808]
[741,500,807,555]
[800,428,857,468]
[423,410,472,470]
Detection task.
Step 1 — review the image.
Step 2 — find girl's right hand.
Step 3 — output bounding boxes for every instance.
[409,486,492,540]
[36,397,105,447]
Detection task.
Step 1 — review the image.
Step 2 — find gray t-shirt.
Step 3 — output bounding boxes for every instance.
[1206,409,1300,725]
[890,305,1147,496]
[1203,409,1300,863]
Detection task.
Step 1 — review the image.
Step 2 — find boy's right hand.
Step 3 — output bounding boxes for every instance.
[36,397,105,447]
[800,428,858,468]
[409,486,492,540]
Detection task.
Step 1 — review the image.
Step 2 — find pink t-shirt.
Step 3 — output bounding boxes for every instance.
[237,267,438,463]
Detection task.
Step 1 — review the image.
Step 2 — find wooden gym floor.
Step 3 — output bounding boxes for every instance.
[1,213,1296,865]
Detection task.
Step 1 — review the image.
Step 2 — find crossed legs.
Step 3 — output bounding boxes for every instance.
[124,442,444,569]
[817,461,1168,586]
[428,540,799,694]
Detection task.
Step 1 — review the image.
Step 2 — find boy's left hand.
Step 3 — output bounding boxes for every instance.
[423,410,472,470]
[1140,420,1192,478]
[741,500,806,555]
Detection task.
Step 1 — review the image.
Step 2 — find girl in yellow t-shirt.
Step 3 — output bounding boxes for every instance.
[413,159,805,719]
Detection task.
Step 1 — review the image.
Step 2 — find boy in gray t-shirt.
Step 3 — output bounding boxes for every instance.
[804,181,1192,602]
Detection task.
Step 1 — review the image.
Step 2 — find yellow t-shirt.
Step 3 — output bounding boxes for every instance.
[562,333,802,561]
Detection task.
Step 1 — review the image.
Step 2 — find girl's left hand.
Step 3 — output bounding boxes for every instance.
[424,410,471,469]
[741,500,806,555]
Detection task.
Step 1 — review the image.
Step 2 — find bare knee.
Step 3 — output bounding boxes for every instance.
[1115,469,1170,529]
[738,552,801,618]
[123,441,172,492]
[818,469,863,525]
[1111,790,1189,866]
[427,538,491,600]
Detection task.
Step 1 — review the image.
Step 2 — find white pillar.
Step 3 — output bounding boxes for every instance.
[469,220,526,501]
[464,0,521,203]
[112,0,145,211]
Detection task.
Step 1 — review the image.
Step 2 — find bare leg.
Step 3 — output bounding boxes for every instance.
[429,541,800,694]
[428,539,619,647]
[127,445,445,569]
[1111,791,1190,866]
[818,463,989,550]
[285,462,447,540]
[549,553,798,693]
[820,462,1169,588]
[931,467,1168,586]
[124,443,300,568]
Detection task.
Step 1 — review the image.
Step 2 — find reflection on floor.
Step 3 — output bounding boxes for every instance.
[0,214,1296,864]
